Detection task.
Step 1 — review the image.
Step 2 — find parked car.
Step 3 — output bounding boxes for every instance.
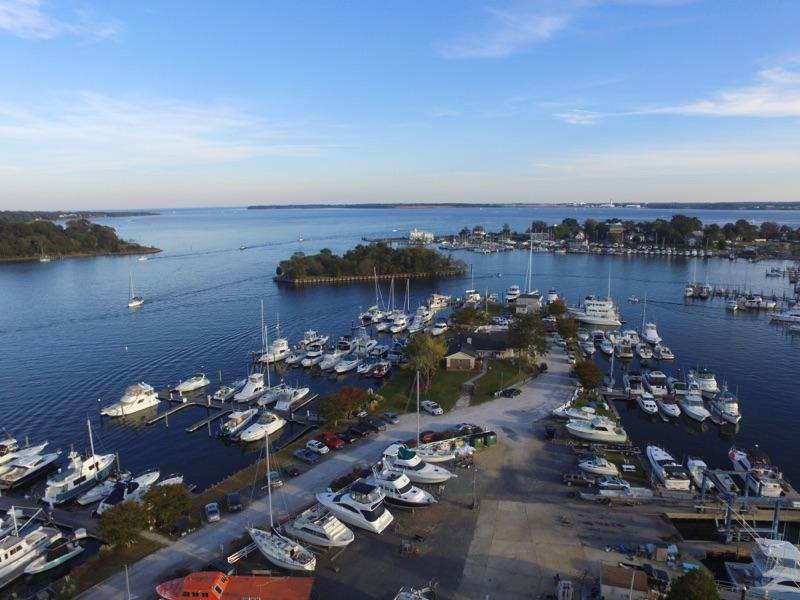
[419,430,438,443]
[360,416,386,432]
[204,502,221,523]
[267,470,284,487]
[318,433,345,450]
[382,411,399,424]
[500,387,521,398]
[457,423,482,435]
[567,353,576,365]
[421,400,443,415]
[282,463,301,478]
[306,439,330,455]
[562,472,596,487]
[225,492,243,512]
[293,448,321,465]
[337,431,358,445]
[348,425,370,438]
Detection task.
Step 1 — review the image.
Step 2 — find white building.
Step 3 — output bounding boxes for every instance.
[408,228,434,244]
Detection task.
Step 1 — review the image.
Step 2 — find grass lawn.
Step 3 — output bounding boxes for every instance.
[571,391,615,418]
[606,451,648,486]
[472,358,527,404]
[379,367,474,413]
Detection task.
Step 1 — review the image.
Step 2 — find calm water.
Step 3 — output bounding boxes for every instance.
[0,206,798,493]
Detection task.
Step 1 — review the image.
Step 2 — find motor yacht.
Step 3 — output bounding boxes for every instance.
[577,456,619,477]
[679,383,711,422]
[352,328,378,355]
[427,293,450,311]
[686,458,714,490]
[614,338,634,359]
[0,522,63,580]
[688,367,719,398]
[429,318,448,336]
[316,480,395,534]
[77,471,131,505]
[95,469,160,515]
[382,444,456,484]
[297,330,327,349]
[623,329,640,345]
[173,373,211,394]
[710,386,742,424]
[464,289,481,303]
[359,305,385,324]
[725,537,800,597]
[599,339,614,356]
[0,441,48,468]
[667,376,687,397]
[729,447,783,497]
[248,527,316,572]
[655,395,681,418]
[100,382,159,417]
[212,379,245,402]
[0,450,62,489]
[652,344,674,360]
[415,441,456,463]
[272,387,311,412]
[389,314,408,334]
[365,466,437,508]
[238,410,286,443]
[283,505,354,548]
[233,373,266,403]
[565,417,627,444]
[218,408,258,438]
[623,371,644,395]
[644,370,668,396]
[636,392,658,415]
[42,421,115,505]
[636,343,653,360]
[567,296,622,327]
[260,337,291,364]
[301,343,325,367]
[334,357,360,374]
[646,446,691,491]
[642,322,662,345]
[546,289,559,304]
[506,284,521,303]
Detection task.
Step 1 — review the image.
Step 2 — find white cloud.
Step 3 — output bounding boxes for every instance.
[438,9,568,59]
[0,0,119,40]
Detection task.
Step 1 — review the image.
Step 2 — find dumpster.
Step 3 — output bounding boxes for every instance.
[469,434,484,449]
[484,431,498,446]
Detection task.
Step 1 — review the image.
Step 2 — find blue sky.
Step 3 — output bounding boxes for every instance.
[1,0,799,209]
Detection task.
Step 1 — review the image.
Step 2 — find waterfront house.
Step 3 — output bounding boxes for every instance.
[467,332,515,359]
[445,342,477,371]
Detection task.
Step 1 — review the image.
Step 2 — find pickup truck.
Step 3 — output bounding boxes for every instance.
[562,472,596,487]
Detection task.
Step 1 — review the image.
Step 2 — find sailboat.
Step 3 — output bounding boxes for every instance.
[127,272,144,309]
[248,435,316,572]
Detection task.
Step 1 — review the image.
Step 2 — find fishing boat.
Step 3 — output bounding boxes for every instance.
[218,408,259,438]
[283,504,354,548]
[365,465,437,508]
[646,445,691,491]
[100,382,159,417]
[95,469,160,516]
[173,373,211,394]
[636,392,658,415]
[0,450,62,489]
[156,571,314,600]
[578,456,619,477]
[642,322,662,345]
[24,537,84,574]
[316,480,394,534]
[127,272,144,309]
[679,383,711,422]
[710,385,742,424]
[233,373,267,403]
[565,417,627,444]
[729,447,784,497]
[725,537,800,598]
[261,336,291,364]
[238,410,286,443]
[272,387,311,412]
[382,444,456,484]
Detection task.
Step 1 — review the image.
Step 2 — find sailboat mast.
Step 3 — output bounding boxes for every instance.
[128,272,133,301]
[265,435,273,528]
[416,371,420,446]
[260,300,265,352]
[264,311,271,389]
[527,232,533,293]
[641,293,647,332]
[87,418,95,456]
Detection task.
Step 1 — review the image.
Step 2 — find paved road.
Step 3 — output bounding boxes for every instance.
[80,352,573,599]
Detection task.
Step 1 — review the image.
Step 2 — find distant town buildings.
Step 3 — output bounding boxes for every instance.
[408,228,434,244]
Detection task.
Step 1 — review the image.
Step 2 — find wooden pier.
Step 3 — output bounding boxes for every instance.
[273,269,464,286]
[185,410,233,433]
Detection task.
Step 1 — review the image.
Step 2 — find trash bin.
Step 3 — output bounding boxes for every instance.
[470,434,484,449]
[483,432,498,446]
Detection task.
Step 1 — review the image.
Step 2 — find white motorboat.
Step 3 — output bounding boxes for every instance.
[284,351,304,366]
[382,444,456,484]
[565,417,627,444]
[644,370,667,396]
[614,338,634,359]
[0,451,62,489]
[684,285,694,298]
[77,471,131,505]
[580,341,596,356]
[238,410,286,443]
[260,337,291,364]
[726,299,739,311]
[356,361,374,376]
[506,284,521,303]
[646,446,691,491]
[623,371,644,395]
[599,339,614,356]
[233,373,266,403]
[296,330,326,349]
[415,441,456,463]
[679,384,711,422]
[370,343,390,356]
[319,349,345,371]
[316,480,394,534]
[652,344,674,360]
[429,318,448,336]
[100,382,159,417]
[43,420,115,505]
[389,314,408,334]
[655,395,681,418]
[335,335,356,354]
[0,522,63,580]
[642,322,661,345]
[352,328,378,355]
[546,288,559,304]
[272,387,311,412]
[301,343,325,367]
[688,367,719,398]
[636,343,653,360]
[623,329,640,345]
[725,537,800,598]
[248,527,316,572]
[95,469,160,515]
[173,373,210,394]
[428,293,450,311]
[218,408,259,438]
[283,504,354,548]
[366,466,437,508]
[24,537,84,574]
[360,305,385,324]
[155,473,184,487]
[710,385,742,424]
[334,357,360,374]
[667,377,687,397]
[0,441,48,468]
[636,392,658,415]
[577,456,619,477]
[686,458,714,490]
[576,328,590,342]
[256,383,289,406]
[127,272,144,309]
[567,295,622,327]
[212,379,245,402]
[464,289,481,303]
[551,403,596,421]
[729,447,783,497]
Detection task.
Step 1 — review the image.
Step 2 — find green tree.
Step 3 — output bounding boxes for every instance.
[318,387,367,426]
[574,360,602,389]
[451,306,490,328]
[556,317,578,340]
[405,333,447,391]
[666,570,719,600]
[97,502,148,547]
[548,298,566,316]
[508,314,548,360]
[142,483,192,531]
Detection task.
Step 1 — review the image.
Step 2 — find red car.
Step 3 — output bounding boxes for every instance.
[419,430,438,444]
[318,433,345,450]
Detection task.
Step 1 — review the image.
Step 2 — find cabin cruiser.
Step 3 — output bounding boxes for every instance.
[599,339,614,356]
[688,367,719,398]
[283,504,354,548]
[428,294,450,311]
[284,351,304,366]
[238,410,286,443]
[686,458,714,490]
[42,439,115,505]
[429,318,448,336]
[212,379,245,402]
[382,444,456,484]
[370,343,390,356]
[334,357,360,374]
[580,341,596,356]
[297,330,328,349]
[565,417,627,444]
[710,386,742,424]
[0,450,62,489]
[576,328,590,342]
[77,471,131,505]
[356,361,374,376]
[726,537,800,598]
[256,382,289,406]
[606,330,620,345]
[592,330,606,344]
[156,473,185,487]
[578,456,619,477]
[652,344,674,360]
[679,383,711,422]
[655,395,681,418]
[642,322,662,345]
[352,328,378,355]
[95,469,160,515]
[0,436,19,459]
[173,373,211,394]
[568,296,622,327]
[218,408,258,438]
[667,377,687,398]
[316,480,395,534]
[729,447,784,497]
[359,305,385,324]
[233,373,266,403]
[335,335,356,354]
[623,371,645,396]
[365,466,437,508]
[552,403,596,421]
[389,314,408,334]
[636,343,653,360]
[301,343,325,367]
[415,441,456,463]
[272,387,311,412]
[622,329,640,345]
[646,446,691,491]
[100,382,159,417]
[260,337,291,364]
[506,284,521,303]
[636,392,658,415]
[248,527,316,572]
[0,522,63,580]
[644,371,668,396]
[320,349,346,371]
[684,285,694,298]
[614,338,634,359]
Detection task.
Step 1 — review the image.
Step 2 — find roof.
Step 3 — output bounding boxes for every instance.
[156,572,314,600]
[467,332,510,352]
[446,341,476,358]
[601,565,649,591]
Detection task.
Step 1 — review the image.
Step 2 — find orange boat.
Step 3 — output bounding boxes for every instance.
[156,571,314,600]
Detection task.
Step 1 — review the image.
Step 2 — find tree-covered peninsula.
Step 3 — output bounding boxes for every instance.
[275,243,465,283]
[0,218,159,261]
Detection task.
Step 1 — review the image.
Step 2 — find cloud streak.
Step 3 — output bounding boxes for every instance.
[0,0,119,40]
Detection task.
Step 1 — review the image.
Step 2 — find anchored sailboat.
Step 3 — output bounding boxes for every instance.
[127,272,144,309]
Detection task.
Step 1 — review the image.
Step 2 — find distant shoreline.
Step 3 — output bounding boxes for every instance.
[248,202,800,211]
[0,246,161,264]
[0,210,159,223]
